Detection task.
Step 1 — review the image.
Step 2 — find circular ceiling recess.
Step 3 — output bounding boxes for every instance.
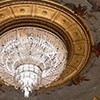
[0,0,94,98]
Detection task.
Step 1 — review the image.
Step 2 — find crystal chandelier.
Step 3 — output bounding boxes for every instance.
[0,27,68,97]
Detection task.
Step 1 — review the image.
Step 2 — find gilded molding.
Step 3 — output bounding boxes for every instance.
[0,0,94,89]
[94,96,100,100]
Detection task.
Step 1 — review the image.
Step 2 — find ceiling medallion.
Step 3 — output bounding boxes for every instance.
[0,0,94,98]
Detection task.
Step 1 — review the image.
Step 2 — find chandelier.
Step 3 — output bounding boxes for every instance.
[0,0,94,98]
[0,27,67,97]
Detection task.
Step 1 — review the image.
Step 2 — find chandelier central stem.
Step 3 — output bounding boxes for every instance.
[15,64,42,97]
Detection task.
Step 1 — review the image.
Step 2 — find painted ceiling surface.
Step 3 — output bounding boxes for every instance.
[0,0,100,100]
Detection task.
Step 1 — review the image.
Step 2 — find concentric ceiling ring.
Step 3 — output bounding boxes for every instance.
[0,0,94,90]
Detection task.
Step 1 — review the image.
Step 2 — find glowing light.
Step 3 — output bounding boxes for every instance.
[0,27,67,97]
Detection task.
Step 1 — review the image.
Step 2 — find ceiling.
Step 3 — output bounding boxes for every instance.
[0,0,100,100]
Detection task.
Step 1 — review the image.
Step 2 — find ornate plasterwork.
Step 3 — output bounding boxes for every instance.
[0,0,94,90]
[93,96,100,100]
